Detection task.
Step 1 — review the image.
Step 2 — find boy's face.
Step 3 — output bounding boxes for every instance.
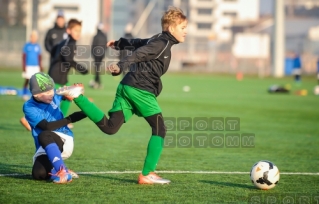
[67,25,82,41]
[30,32,38,44]
[169,20,188,43]
[34,90,54,104]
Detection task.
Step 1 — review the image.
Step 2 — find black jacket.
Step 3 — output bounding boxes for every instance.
[91,29,107,59]
[44,23,67,53]
[48,36,88,85]
[114,31,179,97]
[119,32,134,61]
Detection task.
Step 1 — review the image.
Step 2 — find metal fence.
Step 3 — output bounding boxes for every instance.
[0,26,26,68]
[1,25,318,76]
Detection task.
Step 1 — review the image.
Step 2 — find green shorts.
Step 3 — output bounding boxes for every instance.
[108,84,162,122]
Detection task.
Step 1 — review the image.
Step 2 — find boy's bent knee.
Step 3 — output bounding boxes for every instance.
[32,155,51,180]
[38,131,63,151]
[32,167,49,180]
[145,113,166,138]
[38,131,55,147]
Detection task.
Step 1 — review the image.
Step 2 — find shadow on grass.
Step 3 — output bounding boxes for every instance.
[0,123,25,131]
[0,163,33,180]
[83,174,137,184]
[199,180,255,189]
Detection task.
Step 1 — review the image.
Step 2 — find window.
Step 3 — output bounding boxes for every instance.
[197,23,212,29]
[54,5,79,11]
[223,12,237,17]
[198,8,212,15]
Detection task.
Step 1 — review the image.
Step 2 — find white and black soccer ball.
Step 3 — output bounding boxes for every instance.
[250,160,280,190]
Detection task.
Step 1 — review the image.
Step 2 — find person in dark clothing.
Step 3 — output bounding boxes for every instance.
[90,23,107,89]
[56,7,187,185]
[48,19,89,119]
[44,11,67,55]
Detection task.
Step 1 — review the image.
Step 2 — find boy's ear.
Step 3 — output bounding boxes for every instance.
[66,28,71,34]
[168,25,174,33]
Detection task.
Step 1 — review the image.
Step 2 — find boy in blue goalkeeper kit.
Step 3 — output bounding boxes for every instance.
[23,72,87,184]
[56,7,187,184]
[20,31,43,131]
[22,31,43,100]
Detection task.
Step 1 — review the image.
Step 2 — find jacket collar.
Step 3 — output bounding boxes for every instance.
[54,23,66,30]
[162,31,179,45]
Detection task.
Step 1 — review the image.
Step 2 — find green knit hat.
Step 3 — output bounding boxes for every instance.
[29,72,55,95]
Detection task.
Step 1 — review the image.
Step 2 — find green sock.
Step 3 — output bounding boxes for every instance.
[73,95,105,123]
[142,135,164,176]
[60,99,71,116]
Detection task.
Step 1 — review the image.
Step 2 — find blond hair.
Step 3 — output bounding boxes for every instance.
[161,6,187,31]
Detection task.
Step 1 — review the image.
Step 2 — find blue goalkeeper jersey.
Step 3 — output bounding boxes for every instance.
[23,42,41,66]
[23,92,73,150]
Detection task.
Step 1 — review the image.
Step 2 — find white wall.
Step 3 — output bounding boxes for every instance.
[236,0,259,21]
[38,0,101,45]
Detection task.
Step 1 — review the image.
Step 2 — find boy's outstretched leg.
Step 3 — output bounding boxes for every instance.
[56,84,124,134]
[138,114,170,184]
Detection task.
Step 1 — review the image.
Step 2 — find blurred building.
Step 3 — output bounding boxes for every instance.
[177,0,259,43]
[109,0,130,39]
[37,0,102,45]
[112,0,173,38]
[1,0,319,75]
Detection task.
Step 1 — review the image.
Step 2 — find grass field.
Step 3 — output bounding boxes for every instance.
[0,69,318,204]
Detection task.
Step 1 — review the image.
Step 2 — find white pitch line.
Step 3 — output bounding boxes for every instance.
[0,171,319,177]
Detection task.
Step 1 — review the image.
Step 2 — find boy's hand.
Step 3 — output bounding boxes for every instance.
[106,40,116,49]
[106,63,120,74]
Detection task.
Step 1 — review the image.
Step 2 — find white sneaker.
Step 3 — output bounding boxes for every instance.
[138,172,171,184]
[56,83,84,100]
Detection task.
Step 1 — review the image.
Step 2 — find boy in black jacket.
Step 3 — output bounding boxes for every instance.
[48,19,88,119]
[56,7,187,184]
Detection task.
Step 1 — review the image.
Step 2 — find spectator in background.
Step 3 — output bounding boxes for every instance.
[292,52,302,86]
[44,10,67,62]
[89,23,107,89]
[20,30,42,131]
[123,23,134,40]
[22,31,43,100]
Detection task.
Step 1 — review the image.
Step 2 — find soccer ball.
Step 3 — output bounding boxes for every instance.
[250,160,280,190]
[314,85,319,95]
[183,85,190,92]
